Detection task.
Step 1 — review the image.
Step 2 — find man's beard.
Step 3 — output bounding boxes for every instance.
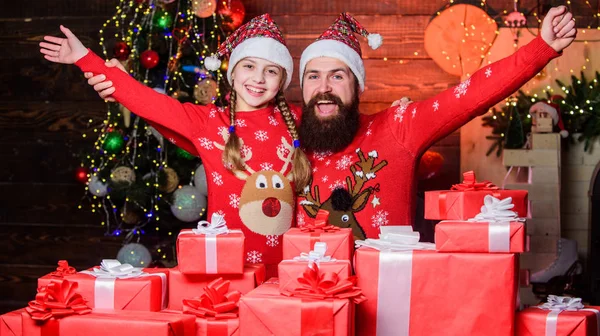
[299,92,360,153]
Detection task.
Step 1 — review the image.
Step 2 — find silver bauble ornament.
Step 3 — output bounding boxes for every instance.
[170,185,207,222]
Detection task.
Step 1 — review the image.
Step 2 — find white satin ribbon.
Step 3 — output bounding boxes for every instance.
[355,226,436,251]
[537,295,600,336]
[178,213,239,274]
[292,242,335,264]
[356,226,435,336]
[81,259,166,310]
[468,195,525,252]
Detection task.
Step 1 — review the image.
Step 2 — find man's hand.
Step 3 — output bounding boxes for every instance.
[541,6,577,53]
[84,59,126,102]
[40,25,89,64]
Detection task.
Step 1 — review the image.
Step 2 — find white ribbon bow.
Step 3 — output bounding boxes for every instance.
[355,226,435,251]
[539,295,585,311]
[293,242,335,264]
[193,213,229,235]
[469,195,524,223]
[80,259,144,279]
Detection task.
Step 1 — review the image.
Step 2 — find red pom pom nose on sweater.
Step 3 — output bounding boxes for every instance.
[262,197,282,217]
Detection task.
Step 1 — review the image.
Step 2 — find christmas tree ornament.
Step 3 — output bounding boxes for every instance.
[140,50,160,69]
[424,4,497,77]
[111,166,136,185]
[170,185,206,222]
[217,0,245,32]
[192,0,217,18]
[153,9,173,30]
[417,151,444,180]
[75,166,90,184]
[219,58,228,71]
[119,104,132,128]
[102,131,125,154]
[116,243,152,267]
[121,205,142,225]
[193,78,218,105]
[159,167,180,193]
[176,147,196,160]
[88,175,109,197]
[113,42,131,61]
[193,164,208,196]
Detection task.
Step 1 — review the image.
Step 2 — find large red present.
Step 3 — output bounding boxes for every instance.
[38,260,168,311]
[354,227,518,336]
[177,213,245,275]
[0,308,24,336]
[22,277,194,336]
[239,266,364,336]
[425,171,528,220]
[22,310,195,336]
[278,242,351,292]
[516,296,600,336]
[435,195,528,253]
[283,210,353,261]
[168,264,264,310]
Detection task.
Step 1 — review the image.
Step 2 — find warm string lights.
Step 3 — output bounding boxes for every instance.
[78,0,228,251]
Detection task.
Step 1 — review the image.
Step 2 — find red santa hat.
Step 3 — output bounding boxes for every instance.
[204,14,293,89]
[299,13,383,92]
[529,97,568,138]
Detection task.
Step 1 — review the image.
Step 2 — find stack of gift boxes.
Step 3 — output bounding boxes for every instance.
[1,171,598,335]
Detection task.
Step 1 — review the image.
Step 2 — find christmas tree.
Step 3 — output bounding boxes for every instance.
[77,0,245,266]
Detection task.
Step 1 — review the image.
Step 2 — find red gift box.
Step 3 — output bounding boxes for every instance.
[168,264,265,310]
[424,171,528,220]
[177,215,245,275]
[239,280,356,336]
[516,300,600,336]
[354,246,518,336]
[435,220,527,253]
[21,310,196,336]
[0,308,24,336]
[278,259,351,293]
[283,211,353,261]
[38,260,168,311]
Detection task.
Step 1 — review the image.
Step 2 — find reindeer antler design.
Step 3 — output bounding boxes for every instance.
[298,184,322,218]
[277,137,295,178]
[347,149,388,197]
[213,128,254,180]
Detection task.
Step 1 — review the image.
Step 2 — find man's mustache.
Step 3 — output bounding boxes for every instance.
[307,93,344,108]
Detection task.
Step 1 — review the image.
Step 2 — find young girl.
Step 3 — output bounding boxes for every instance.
[40,14,311,276]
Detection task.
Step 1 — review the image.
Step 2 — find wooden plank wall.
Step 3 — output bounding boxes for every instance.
[0,0,595,313]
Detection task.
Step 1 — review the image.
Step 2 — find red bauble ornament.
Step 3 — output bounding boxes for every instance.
[417,150,444,180]
[113,42,131,61]
[140,50,160,69]
[75,166,90,184]
[217,0,245,32]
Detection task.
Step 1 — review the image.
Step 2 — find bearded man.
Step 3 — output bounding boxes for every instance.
[295,7,576,239]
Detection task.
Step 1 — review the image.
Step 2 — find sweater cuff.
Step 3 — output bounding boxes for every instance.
[526,34,562,61]
[74,49,106,73]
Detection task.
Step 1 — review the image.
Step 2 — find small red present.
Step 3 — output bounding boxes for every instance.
[177,213,245,275]
[435,195,528,253]
[0,308,25,336]
[354,226,518,336]
[425,171,528,220]
[278,242,351,292]
[240,263,365,336]
[516,296,600,336]
[38,260,168,311]
[168,264,265,310]
[283,210,353,261]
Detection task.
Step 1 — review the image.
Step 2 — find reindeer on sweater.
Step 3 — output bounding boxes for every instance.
[214,129,295,236]
[299,149,388,240]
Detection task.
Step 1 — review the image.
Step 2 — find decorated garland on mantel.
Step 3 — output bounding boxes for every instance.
[482,71,600,156]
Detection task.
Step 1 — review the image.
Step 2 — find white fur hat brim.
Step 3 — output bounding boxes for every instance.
[227,37,293,89]
[299,39,365,92]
